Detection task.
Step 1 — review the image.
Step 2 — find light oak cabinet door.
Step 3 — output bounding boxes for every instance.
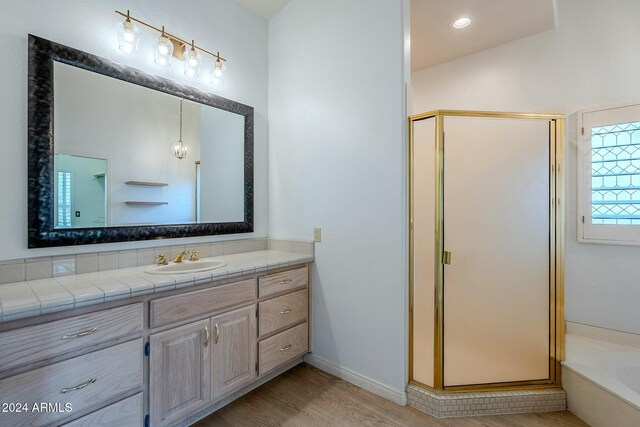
[211,305,257,401]
[150,319,211,427]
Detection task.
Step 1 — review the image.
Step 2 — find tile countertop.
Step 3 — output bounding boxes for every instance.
[0,250,313,324]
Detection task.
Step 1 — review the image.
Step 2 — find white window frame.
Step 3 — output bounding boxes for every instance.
[578,102,640,245]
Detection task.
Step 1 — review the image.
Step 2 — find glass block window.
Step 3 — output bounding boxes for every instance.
[591,121,640,225]
[57,170,72,228]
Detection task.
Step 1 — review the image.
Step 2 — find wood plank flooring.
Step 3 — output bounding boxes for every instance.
[194,364,588,427]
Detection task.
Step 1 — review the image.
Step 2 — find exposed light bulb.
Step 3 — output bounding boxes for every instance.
[117,11,139,54]
[170,140,189,159]
[183,41,201,77]
[154,27,174,67]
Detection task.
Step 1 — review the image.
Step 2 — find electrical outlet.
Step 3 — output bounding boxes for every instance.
[313,227,322,243]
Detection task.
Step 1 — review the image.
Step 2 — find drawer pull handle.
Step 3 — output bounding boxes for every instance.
[280,344,292,352]
[203,326,210,347]
[60,377,96,394]
[214,324,220,344]
[279,279,293,284]
[61,327,98,340]
[280,309,292,315]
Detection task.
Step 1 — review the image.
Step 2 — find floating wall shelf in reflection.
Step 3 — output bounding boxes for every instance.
[125,201,168,206]
[125,181,169,187]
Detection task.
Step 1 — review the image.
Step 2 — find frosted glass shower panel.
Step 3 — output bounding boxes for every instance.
[411,117,436,387]
[442,117,550,387]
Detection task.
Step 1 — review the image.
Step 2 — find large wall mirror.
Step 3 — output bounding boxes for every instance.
[28,35,253,248]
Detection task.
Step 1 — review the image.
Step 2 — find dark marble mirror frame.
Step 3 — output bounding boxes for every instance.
[28,35,254,248]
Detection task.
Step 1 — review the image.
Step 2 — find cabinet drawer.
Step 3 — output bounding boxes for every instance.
[259,322,308,375]
[151,279,256,327]
[0,339,143,427]
[0,304,143,373]
[63,393,143,427]
[259,266,308,298]
[259,289,308,337]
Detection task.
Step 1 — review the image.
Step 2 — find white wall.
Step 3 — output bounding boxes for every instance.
[412,0,640,335]
[0,0,268,260]
[269,0,409,397]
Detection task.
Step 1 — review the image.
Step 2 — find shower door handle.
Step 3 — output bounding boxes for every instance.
[443,251,452,265]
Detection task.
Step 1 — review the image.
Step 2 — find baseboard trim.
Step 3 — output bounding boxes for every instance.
[304,353,407,405]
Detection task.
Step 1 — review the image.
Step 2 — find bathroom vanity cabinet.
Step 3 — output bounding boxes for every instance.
[0,264,311,427]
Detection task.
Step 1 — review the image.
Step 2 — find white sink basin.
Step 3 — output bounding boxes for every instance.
[144,259,227,275]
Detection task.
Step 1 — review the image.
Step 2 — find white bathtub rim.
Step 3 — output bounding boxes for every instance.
[562,361,640,412]
[564,332,640,412]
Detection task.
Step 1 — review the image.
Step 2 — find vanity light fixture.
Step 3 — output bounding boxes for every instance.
[451,17,472,29]
[115,10,227,83]
[170,99,189,160]
[117,10,139,53]
[211,56,225,87]
[154,26,174,67]
[184,40,202,77]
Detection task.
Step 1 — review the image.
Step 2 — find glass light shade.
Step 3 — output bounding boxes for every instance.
[154,34,174,67]
[184,47,201,77]
[170,140,189,159]
[211,59,226,87]
[117,19,139,54]
[213,59,225,77]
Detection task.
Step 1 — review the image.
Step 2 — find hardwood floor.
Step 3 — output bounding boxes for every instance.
[194,364,588,427]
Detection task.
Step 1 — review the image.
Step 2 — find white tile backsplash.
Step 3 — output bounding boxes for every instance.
[25,258,52,280]
[76,253,99,274]
[98,252,118,271]
[53,257,76,277]
[0,261,26,285]
[136,249,156,267]
[0,237,301,283]
[117,250,138,269]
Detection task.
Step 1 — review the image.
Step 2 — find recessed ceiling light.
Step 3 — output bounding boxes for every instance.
[451,17,472,29]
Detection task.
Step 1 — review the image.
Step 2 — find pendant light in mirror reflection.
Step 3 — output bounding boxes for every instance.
[170,99,189,160]
[115,10,227,88]
[154,26,174,67]
[117,10,139,53]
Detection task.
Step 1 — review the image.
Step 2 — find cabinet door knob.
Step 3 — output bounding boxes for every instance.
[214,324,220,344]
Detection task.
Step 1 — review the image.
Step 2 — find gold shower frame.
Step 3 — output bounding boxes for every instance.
[408,110,565,392]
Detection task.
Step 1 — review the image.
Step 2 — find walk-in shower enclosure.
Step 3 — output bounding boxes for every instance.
[409,110,565,391]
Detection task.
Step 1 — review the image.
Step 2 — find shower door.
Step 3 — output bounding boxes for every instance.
[442,116,553,388]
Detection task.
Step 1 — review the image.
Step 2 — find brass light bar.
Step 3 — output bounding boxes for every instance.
[115,10,227,63]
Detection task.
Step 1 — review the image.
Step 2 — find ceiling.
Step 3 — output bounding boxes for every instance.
[234,0,291,19]
[411,0,556,71]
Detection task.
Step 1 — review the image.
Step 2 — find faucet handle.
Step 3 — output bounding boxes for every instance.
[155,254,168,266]
[189,250,204,262]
